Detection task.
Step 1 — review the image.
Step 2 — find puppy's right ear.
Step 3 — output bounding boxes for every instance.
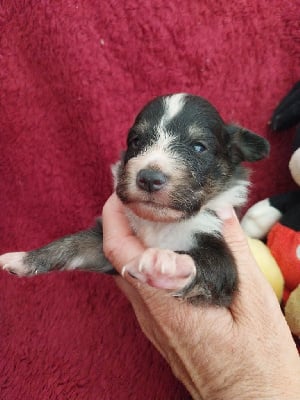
[226,124,270,164]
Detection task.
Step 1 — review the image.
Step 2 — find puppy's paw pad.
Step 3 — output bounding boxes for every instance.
[123,248,196,291]
[0,252,29,276]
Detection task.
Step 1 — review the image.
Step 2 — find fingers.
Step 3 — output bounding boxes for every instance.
[217,206,280,316]
[102,194,189,303]
[103,193,278,319]
[217,207,264,278]
[102,193,145,273]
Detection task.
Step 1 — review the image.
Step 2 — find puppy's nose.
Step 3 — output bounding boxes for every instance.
[136,169,167,192]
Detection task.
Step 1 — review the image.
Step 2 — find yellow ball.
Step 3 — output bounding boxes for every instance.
[247,237,284,301]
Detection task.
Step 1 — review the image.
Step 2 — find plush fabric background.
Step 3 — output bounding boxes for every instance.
[0,1,299,399]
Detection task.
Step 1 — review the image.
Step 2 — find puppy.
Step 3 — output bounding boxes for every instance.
[0,94,269,306]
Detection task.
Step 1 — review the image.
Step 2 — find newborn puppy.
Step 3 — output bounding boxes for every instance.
[0,94,269,306]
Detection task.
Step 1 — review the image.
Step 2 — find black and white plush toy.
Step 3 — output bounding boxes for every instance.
[242,82,300,338]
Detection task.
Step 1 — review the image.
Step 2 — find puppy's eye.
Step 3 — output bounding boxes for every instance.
[129,135,141,149]
[193,143,206,153]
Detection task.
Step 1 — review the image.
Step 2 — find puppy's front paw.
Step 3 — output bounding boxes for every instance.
[122,248,196,291]
[0,252,32,276]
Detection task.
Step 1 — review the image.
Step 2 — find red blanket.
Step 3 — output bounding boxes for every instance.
[0,1,299,399]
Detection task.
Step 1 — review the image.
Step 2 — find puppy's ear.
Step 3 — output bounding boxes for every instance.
[226,124,270,163]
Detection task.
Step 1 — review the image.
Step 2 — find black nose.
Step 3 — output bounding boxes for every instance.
[136,169,167,192]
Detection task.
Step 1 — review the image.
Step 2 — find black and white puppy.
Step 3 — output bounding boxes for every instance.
[0,94,269,306]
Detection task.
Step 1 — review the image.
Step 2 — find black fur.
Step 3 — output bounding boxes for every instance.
[176,232,238,306]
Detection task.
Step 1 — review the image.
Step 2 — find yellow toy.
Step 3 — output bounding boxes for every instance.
[247,237,284,301]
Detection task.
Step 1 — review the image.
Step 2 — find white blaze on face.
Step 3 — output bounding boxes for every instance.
[132,93,187,175]
[119,94,191,221]
[125,96,188,195]
[159,93,187,129]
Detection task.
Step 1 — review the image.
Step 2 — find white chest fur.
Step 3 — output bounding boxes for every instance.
[126,179,249,251]
[127,209,222,251]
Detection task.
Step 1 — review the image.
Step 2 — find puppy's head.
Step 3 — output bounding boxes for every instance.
[115,93,269,222]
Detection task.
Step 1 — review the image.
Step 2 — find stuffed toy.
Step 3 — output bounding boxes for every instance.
[242,82,300,340]
[247,237,284,301]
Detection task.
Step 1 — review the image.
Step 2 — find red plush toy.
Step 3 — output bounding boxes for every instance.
[242,82,300,342]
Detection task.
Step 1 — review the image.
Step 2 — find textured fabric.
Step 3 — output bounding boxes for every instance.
[0,1,299,399]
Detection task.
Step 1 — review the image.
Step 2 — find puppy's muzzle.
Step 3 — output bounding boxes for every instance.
[136,169,167,193]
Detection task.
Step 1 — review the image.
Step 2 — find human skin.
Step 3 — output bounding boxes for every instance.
[102,193,300,400]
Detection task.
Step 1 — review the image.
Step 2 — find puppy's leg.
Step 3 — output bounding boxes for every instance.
[0,220,114,276]
[123,234,237,306]
[177,233,238,306]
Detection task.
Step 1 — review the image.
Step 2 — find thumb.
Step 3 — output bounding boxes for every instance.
[102,193,145,273]
[217,207,257,272]
[217,206,279,314]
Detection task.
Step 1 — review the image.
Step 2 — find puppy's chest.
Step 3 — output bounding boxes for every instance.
[133,221,195,251]
[127,210,222,252]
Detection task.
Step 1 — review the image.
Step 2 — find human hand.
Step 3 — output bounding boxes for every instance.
[102,193,300,400]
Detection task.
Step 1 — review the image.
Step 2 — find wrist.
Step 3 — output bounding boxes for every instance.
[198,372,300,400]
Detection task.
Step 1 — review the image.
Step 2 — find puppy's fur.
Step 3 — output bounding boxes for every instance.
[0,94,269,306]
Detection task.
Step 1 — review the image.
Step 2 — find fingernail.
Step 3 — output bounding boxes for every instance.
[121,265,147,283]
[121,266,127,278]
[128,271,147,282]
[216,206,235,221]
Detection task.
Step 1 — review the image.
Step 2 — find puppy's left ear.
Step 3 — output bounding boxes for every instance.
[226,124,270,163]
